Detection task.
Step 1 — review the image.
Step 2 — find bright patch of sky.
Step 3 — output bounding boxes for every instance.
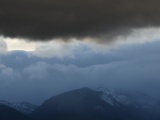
[3,37,36,51]
[0,27,160,60]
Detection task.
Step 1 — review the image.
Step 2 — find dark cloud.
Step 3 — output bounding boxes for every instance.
[0,0,160,41]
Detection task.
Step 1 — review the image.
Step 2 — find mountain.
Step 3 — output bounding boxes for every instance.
[96,87,160,107]
[31,87,160,120]
[0,100,38,115]
[96,87,160,119]
[0,104,29,120]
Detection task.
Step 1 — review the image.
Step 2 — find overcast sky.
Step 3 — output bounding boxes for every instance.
[0,0,160,105]
[1,36,160,104]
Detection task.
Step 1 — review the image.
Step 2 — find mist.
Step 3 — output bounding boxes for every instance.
[0,41,160,104]
[0,1,160,119]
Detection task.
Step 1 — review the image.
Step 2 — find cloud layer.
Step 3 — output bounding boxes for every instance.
[0,41,160,104]
[1,0,160,41]
[0,39,7,53]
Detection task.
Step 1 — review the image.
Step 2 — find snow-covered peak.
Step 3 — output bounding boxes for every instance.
[95,87,130,106]
[11,102,38,114]
[0,100,37,114]
[96,87,115,105]
[0,100,13,107]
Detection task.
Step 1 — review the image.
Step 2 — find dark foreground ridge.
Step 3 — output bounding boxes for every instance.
[1,87,160,120]
[0,105,29,120]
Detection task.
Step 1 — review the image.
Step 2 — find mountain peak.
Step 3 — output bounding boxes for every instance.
[31,87,160,120]
[42,87,101,107]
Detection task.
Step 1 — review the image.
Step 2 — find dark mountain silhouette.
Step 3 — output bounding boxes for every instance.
[31,87,160,120]
[1,87,160,120]
[0,104,30,120]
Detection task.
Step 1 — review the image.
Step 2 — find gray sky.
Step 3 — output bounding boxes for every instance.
[0,37,160,104]
[0,0,160,105]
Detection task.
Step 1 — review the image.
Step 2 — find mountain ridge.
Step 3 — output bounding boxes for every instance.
[0,87,160,120]
[0,100,38,115]
[31,87,160,120]
[0,104,30,120]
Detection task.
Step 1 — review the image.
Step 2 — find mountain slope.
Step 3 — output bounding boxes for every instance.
[31,87,121,120]
[96,87,160,120]
[0,100,37,114]
[31,87,160,120]
[0,105,30,120]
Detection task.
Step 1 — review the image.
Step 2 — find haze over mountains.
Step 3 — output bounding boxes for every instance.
[1,0,160,120]
[1,43,160,104]
[0,87,160,120]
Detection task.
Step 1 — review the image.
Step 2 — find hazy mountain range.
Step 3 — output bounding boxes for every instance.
[0,87,160,120]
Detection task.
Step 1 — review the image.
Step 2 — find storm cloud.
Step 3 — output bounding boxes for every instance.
[1,0,160,41]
